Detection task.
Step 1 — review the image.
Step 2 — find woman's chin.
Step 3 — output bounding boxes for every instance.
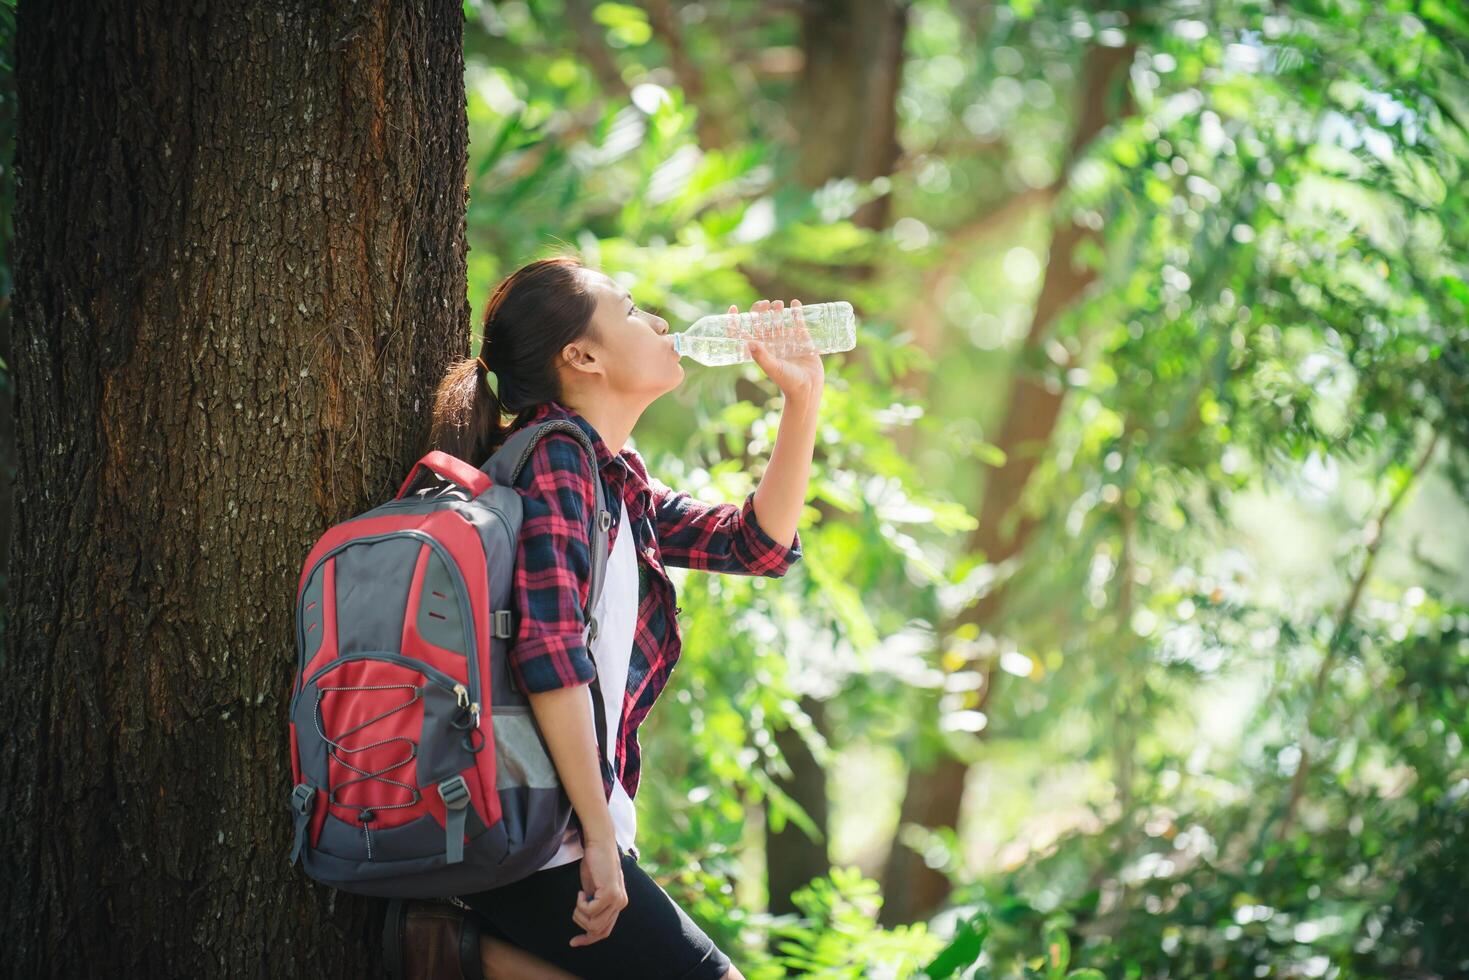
[644,370,684,401]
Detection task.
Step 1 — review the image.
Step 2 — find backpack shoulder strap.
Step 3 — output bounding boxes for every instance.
[486,420,612,626]
[485,420,616,766]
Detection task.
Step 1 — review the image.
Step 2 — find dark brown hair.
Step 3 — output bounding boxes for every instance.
[422,254,600,467]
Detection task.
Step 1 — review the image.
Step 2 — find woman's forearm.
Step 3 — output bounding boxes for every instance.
[752,389,820,548]
[528,685,616,843]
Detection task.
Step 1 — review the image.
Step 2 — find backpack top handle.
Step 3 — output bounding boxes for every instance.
[396,450,493,501]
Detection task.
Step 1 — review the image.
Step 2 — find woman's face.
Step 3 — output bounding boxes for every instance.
[567,269,684,398]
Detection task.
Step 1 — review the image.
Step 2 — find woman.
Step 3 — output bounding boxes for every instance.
[408,254,822,980]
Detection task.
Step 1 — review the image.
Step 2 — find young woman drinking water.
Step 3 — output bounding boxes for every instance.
[407,254,822,979]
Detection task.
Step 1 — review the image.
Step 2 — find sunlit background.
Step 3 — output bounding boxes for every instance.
[459,2,1469,976]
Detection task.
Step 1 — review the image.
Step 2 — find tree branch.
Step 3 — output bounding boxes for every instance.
[1277,428,1442,842]
[642,0,729,148]
[563,0,631,99]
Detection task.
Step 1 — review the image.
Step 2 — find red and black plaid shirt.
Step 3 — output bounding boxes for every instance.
[504,400,802,802]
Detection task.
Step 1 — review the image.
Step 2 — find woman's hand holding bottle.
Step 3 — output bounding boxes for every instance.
[732,298,826,403]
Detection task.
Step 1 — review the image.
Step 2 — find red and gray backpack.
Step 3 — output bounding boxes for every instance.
[287,419,616,897]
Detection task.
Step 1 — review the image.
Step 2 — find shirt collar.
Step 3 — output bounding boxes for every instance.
[520,400,619,472]
[518,400,656,518]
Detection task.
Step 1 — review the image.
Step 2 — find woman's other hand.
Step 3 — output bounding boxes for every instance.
[727,299,825,403]
[570,836,629,947]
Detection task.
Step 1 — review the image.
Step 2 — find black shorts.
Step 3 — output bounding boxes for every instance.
[454,848,733,979]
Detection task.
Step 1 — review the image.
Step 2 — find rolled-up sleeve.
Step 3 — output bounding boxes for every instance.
[647,476,802,577]
[510,432,599,693]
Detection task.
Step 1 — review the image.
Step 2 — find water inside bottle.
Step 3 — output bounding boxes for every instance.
[674,301,854,366]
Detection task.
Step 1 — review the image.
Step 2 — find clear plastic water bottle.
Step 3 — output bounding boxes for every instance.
[671,301,856,366]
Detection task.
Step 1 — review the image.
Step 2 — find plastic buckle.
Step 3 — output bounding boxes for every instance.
[289,784,316,865]
[587,615,600,641]
[598,509,612,532]
[439,774,472,865]
[493,609,513,639]
[438,775,470,810]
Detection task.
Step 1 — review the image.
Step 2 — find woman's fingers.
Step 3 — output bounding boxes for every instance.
[752,299,770,345]
[572,886,627,936]
[573,894,612,927]
[790,298,815,354]
[575,885,627,914]
[570,907,623,945]
[573,900,620,932]
[722,298,817,354]
[570,922,615,947]
[571,892,599,931]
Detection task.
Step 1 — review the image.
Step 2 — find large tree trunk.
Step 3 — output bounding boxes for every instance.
[0,0,15,665]
[879,40,1135,926]
[758,0,910,923]
[763,694,833,919]
[791,0,908,234]
[0,2,469,977]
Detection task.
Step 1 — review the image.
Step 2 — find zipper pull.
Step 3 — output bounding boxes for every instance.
[360,810,375,861]
[454,683,470,710]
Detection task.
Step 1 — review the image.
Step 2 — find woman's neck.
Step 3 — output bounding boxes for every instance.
[561,394,640,456]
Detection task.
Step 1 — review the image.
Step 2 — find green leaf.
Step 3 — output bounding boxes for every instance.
[473,109,526,184]
[1044,922,1071,977]
[922,910,990,977]
[592,2,651,46]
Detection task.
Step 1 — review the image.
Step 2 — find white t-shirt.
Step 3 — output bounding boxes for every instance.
[538,505,639,870]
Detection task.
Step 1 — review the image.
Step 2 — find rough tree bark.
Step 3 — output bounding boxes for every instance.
[757,0,911,922]
[0,0,15,665]
[0,2,469,976]
[879,40,1136,926]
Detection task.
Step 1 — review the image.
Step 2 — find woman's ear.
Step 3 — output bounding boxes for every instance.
[560,340,603,377]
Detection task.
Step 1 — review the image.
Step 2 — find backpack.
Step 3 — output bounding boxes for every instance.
[287,419,617,897]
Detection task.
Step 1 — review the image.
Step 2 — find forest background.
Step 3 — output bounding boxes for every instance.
[1,1,1467,978]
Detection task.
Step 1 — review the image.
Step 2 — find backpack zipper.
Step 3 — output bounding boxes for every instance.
[304,649,464,693]
[343,501,517,560]
[295,530,481,718]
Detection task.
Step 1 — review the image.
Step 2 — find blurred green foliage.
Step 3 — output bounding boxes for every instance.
[462,0,1469,975]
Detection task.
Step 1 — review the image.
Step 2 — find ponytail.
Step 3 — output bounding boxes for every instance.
[421,252,598,466]
[419,355,513,470]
